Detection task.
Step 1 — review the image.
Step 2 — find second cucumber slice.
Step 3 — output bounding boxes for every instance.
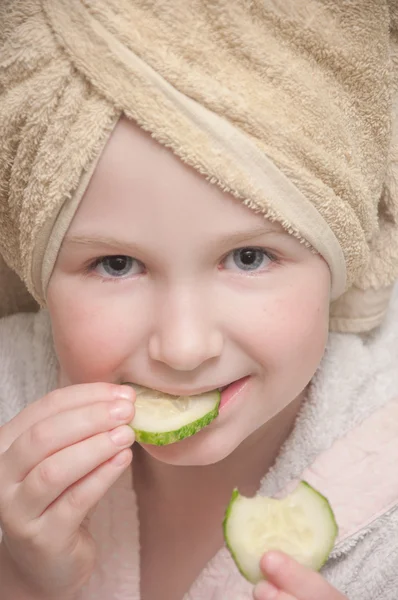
[128,384,221,446]
[223,481,338,584]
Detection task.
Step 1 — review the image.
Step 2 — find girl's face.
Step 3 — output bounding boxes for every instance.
[47,118,331,466]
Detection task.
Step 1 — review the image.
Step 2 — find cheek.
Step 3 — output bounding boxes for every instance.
[51,311,124,383]
[47,283,142,383]
[273,295,328,363]
[245,282,330,386]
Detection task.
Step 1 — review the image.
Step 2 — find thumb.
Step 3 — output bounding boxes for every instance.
[259,551,346,600]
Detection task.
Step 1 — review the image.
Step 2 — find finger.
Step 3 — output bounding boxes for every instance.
[0,397,135,485]
[0,382,134,453]
[260,552,346,600]
[254,581,295,600]
[43,447,133,542]
[9,425,135,522]
[1,448,133,558]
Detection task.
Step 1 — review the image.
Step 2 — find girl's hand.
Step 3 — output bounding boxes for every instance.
[253,551,347,600]
[0,383,135,600]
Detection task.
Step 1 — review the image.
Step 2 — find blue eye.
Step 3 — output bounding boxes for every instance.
[92,256,144,278]
[223,248,273,272]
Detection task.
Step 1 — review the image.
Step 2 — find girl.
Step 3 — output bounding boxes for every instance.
[1,1,398,599]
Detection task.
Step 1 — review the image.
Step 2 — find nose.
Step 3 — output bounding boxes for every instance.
[148,288,223,371]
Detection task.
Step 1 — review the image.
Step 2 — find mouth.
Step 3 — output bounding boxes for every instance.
[126,376,251,446]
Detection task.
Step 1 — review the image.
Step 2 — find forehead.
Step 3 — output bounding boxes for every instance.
[70,116,287,237]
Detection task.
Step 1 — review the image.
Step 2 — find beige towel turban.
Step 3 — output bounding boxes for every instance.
[1,0,398,331]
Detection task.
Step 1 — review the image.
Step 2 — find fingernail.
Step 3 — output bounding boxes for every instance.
[115,385,134,401]
[110,400,134,420]
[253,581,278,600]
[109,425,135,446]
[263,551,286,575]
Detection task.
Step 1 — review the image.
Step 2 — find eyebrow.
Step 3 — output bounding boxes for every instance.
[65,225,284,253]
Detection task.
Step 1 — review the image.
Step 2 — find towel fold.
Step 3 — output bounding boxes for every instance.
[1,0,398,331]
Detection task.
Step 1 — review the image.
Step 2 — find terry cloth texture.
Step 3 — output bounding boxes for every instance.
[0,285,398,599]
[1,0,398,331]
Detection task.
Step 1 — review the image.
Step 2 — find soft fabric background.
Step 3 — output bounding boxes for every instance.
[0,255,38,317]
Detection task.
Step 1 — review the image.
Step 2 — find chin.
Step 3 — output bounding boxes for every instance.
[138,426,242,466]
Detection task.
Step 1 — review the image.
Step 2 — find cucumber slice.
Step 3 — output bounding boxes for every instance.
[223,481,338,584]
[127,384,221,446]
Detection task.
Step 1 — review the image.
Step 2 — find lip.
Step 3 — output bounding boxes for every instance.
[219,376,250,410]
